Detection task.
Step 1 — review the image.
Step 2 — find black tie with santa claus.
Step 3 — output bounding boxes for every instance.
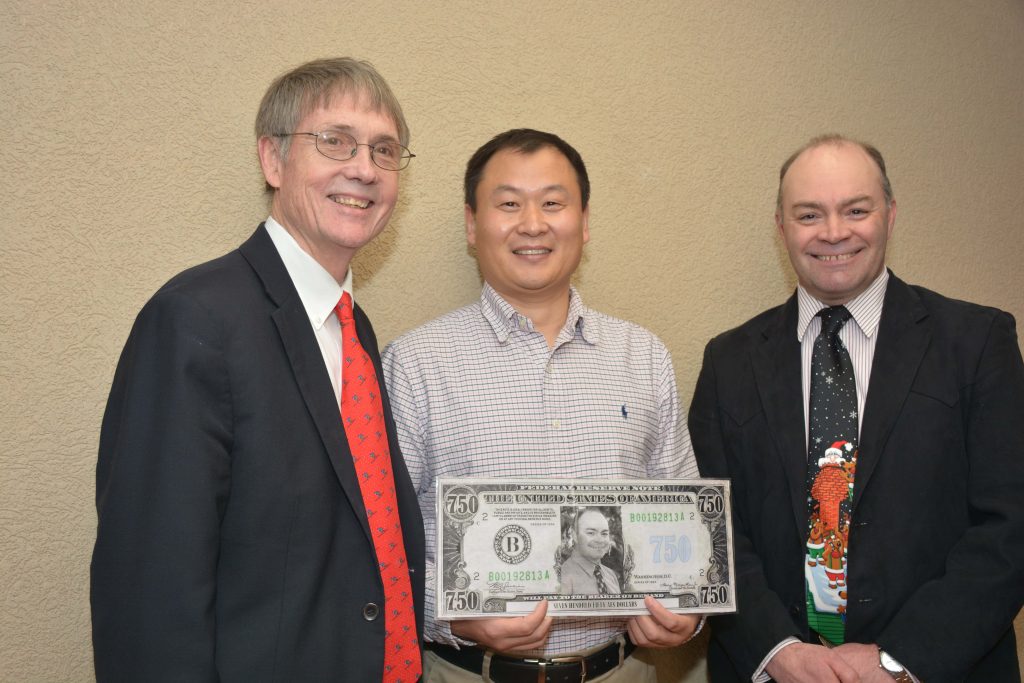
[805,306,858,645]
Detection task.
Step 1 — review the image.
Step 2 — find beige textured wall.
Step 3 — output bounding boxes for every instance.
[3,1,1022,680]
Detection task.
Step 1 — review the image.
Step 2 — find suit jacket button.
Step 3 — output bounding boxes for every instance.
[790,604,802,618]
[363,602,380,621]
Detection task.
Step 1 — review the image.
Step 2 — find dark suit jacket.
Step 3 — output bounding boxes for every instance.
[689,273,1024,682]
[91,225,425,682]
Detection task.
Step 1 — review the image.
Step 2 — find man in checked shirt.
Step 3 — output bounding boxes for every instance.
[382,128,702,683]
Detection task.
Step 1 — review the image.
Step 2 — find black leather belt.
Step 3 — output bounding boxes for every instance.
[425,636,635,683]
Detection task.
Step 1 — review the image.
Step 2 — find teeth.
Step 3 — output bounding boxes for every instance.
[514,248,550,255]
[815,253,854,261]
[331,195,370,209]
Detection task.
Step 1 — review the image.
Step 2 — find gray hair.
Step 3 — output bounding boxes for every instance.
[254,57,409,163]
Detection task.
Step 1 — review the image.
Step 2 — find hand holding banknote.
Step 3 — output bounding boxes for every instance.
[627,596,701,647]
[450,600,553,653]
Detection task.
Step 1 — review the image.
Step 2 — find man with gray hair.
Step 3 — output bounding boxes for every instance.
[92,57,423,682]
[690,134,1024,682]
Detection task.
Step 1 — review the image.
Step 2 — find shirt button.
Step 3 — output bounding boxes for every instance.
[362,602,380,621]
[551,419,561,429]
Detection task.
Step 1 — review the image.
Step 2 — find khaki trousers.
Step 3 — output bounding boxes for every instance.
[422,640,657,683]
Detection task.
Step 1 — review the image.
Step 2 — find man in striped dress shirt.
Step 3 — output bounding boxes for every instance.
[382,129,702,682]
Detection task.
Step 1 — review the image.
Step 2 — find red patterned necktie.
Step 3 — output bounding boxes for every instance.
[336,292,420,683]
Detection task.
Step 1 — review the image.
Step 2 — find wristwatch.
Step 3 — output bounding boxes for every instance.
[879,648,914,682]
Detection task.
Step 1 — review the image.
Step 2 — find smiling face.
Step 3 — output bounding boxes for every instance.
[258,91,400,281]
[776,142,896,305]
[573,509,612,562]
[466,146,589,310]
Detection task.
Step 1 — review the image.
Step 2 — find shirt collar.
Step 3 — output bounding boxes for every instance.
[796,268,889,342]
[479,284,597,345]
[264,216,353,328]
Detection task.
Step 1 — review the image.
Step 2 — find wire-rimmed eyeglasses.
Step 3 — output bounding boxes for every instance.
[275,130,415,171]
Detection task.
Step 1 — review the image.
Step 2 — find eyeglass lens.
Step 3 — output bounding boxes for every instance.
[315,131,408,170]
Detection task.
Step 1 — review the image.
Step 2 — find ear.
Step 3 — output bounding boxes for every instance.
[581,205,591,245]
[886,199,897,238]
[465,204,477,247]
[257,136,284,190]
[775,210,785,238]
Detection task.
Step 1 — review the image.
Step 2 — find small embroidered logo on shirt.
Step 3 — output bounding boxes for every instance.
[621,404,628,419]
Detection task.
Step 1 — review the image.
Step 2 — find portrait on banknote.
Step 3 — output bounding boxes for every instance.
[437,478,735,619]
[556,506,622,596]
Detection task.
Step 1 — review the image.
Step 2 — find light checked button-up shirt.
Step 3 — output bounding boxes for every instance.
[381,283,698,657]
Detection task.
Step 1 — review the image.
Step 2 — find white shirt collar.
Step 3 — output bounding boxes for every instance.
[264,216,353,328]
[796,269,889,342]
[479,284,597,346]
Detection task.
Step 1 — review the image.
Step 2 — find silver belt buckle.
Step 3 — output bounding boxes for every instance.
[524,654,587,683]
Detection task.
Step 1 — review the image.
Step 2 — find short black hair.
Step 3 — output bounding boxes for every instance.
[464,128,590,211]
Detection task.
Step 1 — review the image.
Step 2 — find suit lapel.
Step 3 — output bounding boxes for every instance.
[852,275,930,511]
[239,225,374,545]
[751,295,809,534]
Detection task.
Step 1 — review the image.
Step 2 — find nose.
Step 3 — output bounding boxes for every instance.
[517,203,548,236]
[341,144,379,183]
[820,212,852,243]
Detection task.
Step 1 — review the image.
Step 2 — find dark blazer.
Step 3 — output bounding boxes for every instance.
[91,225,424,682]
[689,273,1024,682]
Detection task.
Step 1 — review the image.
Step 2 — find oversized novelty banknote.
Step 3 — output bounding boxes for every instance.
[436,478,735,618]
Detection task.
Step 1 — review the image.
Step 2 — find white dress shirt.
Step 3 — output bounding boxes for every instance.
[264,216,353,404]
